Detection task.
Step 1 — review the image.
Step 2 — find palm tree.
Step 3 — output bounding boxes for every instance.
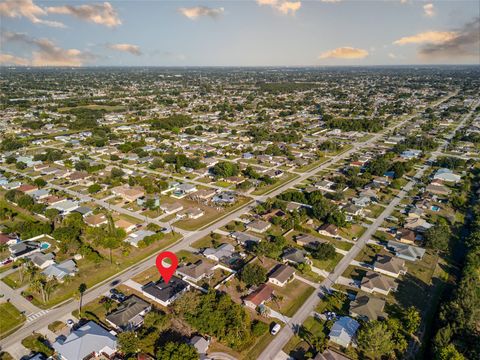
[44,278,58,303]
[29,277,47,303]
[78,283,87,315]
[103,297,114,313]
[17,258,28,284]
[24,262,38,283]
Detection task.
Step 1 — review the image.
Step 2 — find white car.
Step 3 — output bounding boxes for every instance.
[271,323,281,335]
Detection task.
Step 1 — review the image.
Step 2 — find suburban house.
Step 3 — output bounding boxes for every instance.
[387,241,426,262]
[105,295,151,331]
[295,234,327,250]
[160,202,184,215]
[268,264,295,287]
[192,189,216,200]
[318,223,339,237]
[243,283,274,309]
[231,231,262,245]
[405,217,432,233]
[176,260,215,282]
[373,255,407,278]
[49,199,79,214]
[282,248,310,265]
[212,192,236,204]
[29,252,55,269]
[360,271,397,295]
[52,321,117,360]
[115,219,137,233]
[246,220,271,233]
[142,276,189,307]
[433,168,461,183]
[9,241,41,260]
[172,183,197,198]
[112,185,145,202]
[125,230,155,247]
[42,260,78,282]
[203,243,235,262]
[426,183,451,196]
[178,207,204,220]
[349,295,387,321]
[84,213,108,227]
[328,316,360,348]
[398,228,416,245]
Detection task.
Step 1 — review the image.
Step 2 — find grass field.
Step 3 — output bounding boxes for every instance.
[0,302,25,339]
[252,173,299,196]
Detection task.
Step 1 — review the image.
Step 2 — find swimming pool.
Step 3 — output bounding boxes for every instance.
[40,242,51,250]
[431,206,440,212]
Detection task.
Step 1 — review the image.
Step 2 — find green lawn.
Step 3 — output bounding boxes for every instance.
[252,173,299,196]
[268,280,315,317]
[0,302,26,339]
[297,158,327,173]
[21,333,54,357]
[311,252,344,272]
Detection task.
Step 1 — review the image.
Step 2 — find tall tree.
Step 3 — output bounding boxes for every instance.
[78,283,87,315]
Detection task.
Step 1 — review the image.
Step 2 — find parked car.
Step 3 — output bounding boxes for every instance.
[271,323,281,335]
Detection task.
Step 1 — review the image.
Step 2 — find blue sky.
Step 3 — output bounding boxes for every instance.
[0,0,479,66]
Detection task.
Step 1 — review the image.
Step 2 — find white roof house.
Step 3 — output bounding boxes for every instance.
[328,316,360,348]
[203,243,235,262]
[53,321,117,360]
[433,168,461,183]
[125,230,155,247]
[42,260,77,281]
[49,200,79,214]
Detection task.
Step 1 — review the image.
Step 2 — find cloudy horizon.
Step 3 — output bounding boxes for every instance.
[0,0,479,67]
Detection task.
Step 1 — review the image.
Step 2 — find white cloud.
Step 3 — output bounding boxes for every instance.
[2,31,94,66]
[46,2,121,27]
[0,53,30,65]
[178,6,224,20]
[393,31,458,45]
[0,0,64,27]
[107,43,142,56]
[423,3,435,17]
[319,46,369,59]
[257,0,302,15]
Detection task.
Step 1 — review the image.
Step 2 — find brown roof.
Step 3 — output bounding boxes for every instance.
[318,223,338,235]
[350,295,387,321]
[177,260,214,280]
[399,228,415,242]
[361,271,397,292]
[84,213,107,226]
[68,171,90,181]
[17,184,38,193]
[374,255,406,275]
[243,284,273,306]
[40,195,65,205]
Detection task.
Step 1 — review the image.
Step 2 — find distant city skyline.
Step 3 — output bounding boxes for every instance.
[0,0,479,67]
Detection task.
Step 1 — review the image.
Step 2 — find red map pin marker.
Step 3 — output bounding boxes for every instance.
[155,251,178,284]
